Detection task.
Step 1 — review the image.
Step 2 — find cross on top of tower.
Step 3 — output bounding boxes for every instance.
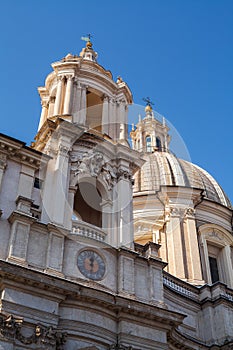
[143,97,154,108]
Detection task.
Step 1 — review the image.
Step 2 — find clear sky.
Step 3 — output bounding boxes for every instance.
[1,0,233,203]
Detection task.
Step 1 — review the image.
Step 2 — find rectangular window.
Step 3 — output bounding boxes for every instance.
[209,256,220,283]
[34,177,42,189]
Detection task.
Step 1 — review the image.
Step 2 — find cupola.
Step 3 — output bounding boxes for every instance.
[130,98,170,153]
[34,37,133,152]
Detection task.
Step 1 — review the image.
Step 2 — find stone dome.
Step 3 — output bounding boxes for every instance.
[133,151,232,209]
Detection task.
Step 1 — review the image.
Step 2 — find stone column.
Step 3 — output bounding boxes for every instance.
[108,98,116,140]
[102,95,109,135]
[166,208,186,279]
[47,96,55,118]
[139,128,143,151]
[63,75,73,115]
[72,79,81,123]
[53,76,64,116]
[38,100,48,130]
[183,208,203,284]
[79,84,87,125]
[124,104,128,140]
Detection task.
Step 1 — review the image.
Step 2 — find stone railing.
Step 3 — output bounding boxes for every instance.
[163,272,199,301]
[71,220,107,242]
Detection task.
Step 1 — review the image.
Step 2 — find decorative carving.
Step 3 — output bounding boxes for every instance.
[0,313,67,349]
[0,153,7,170]
[72,151,104,177]
[208,229,223,241]
[58,144,70,156]
[117,168,134,184]
[0,314,22,340]
[185,207,195,217]
[102,163,117,189]
[70,151,134,187]
[170,207,180,217]
[169,207,193,218]
[79,152,104,176]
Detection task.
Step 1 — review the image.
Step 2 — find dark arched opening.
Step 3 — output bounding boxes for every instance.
[156,137,162,151]
[73,181,102,228]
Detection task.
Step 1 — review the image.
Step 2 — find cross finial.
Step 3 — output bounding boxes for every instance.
[143,97,154,108]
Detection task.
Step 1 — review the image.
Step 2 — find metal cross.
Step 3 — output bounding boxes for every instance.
[143,97,154,107]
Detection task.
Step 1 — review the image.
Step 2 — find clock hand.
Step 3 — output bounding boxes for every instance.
[89,256,94,273]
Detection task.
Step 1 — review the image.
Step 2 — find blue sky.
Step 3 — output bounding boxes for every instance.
[1,0,233,203]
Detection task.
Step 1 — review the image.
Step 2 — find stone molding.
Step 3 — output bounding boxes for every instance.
[0,313,67,349]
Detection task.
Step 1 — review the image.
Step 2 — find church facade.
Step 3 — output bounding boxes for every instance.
[0,39,232,350]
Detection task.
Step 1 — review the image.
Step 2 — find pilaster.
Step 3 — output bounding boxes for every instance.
[0,153,7,192]
[183,207,204,284]
[166,207,186,280]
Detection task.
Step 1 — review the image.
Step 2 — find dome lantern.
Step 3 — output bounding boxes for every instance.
[130,98,170,153]
[79,34,98,62]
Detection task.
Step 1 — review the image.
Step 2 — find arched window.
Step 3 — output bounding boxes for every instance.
[156,137,162,151]
[146,136,152,152]
[73,181,102,228]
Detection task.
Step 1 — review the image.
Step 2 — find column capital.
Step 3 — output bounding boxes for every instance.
[80,83,88,90]
[57,75,65,82]
[41,100,49,108]
[0,153,7,171]
[184,207,195,218]
[117,167,134,185]
[65,74,74,81]
[102,94,110,102]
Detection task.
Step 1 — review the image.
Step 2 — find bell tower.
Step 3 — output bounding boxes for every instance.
[35,37,132,150]
[32,39,143,249]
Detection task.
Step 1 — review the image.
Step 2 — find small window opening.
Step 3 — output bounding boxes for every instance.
[209,256,220,283]
[146,136,152,152]
[34,177,42,189]
[156,137,162,151]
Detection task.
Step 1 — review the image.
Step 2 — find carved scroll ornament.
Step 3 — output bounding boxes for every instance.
[0,313,67,349]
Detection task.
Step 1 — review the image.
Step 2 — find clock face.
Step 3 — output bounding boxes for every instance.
[77,250,106,281]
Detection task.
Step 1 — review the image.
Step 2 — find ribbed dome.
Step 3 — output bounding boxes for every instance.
[133,151,232,209]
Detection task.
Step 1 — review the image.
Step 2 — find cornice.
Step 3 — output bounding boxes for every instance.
[0,260,184,328]
[0,133,50,168]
